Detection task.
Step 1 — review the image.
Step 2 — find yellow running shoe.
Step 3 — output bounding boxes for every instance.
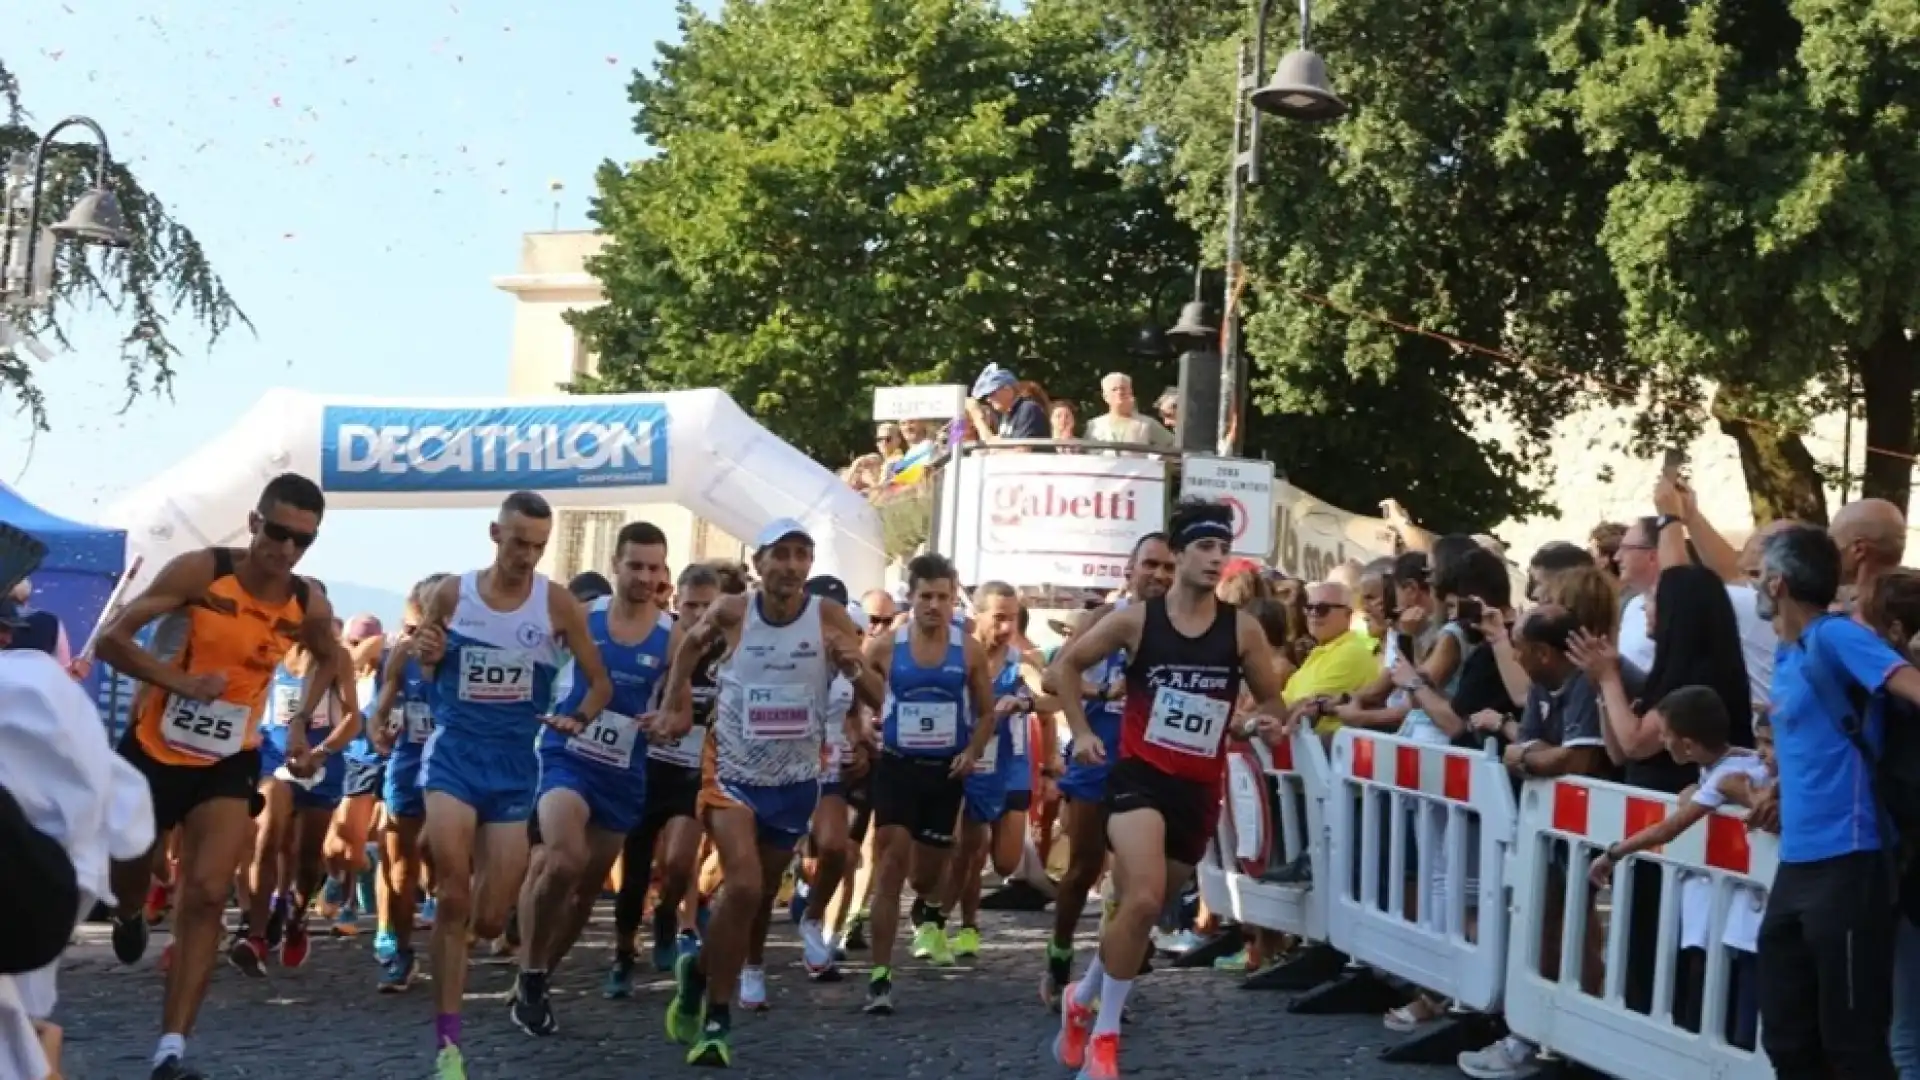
[952,926,981,959]
[434,1044,466,1080]
[665,951,705,1044]
[685,1018,732,1068]
[910,922,939,960]
[925,924,955,967]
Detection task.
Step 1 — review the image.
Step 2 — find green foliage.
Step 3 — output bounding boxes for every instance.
[573,0,1196,469]
[1,60,248,428]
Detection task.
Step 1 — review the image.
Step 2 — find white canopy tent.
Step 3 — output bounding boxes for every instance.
[104,387,886,595]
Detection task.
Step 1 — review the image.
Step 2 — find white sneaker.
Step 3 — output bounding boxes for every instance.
[800,919,835,974]
[739,965,769,1011]
[1457,1036,1535,1079]
[1153,929,1205,955]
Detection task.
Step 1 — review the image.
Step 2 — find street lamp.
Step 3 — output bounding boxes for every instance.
[1216,0,1345,457]
[1,115,132,309]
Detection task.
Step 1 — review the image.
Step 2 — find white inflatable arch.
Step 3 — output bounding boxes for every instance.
[105,387,887,594]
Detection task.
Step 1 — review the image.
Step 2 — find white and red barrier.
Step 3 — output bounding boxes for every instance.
[1197,728,1332,943]
[1326,728,1517,1013]
[1502,776,1776,1080]
[1202,727,1781,1077]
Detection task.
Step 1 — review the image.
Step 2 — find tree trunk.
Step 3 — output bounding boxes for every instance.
[1711,385,1828,527]
[1855,326,1919,513]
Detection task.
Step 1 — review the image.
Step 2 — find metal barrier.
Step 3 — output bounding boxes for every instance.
[1503,776,1776,1080]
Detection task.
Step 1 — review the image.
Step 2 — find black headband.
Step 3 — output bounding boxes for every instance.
[1174,518,1233,546]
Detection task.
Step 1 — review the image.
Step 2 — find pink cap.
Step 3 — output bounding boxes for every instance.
[344,614,383,642]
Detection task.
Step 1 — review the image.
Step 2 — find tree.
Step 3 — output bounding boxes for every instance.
[1,60,247,428]
[573,0,1195,470]
[1541,0,1920,518]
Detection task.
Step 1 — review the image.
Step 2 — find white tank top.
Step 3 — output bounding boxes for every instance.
[711,594,832,786]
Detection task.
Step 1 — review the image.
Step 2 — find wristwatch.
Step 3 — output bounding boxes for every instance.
[1654,514,1682,532]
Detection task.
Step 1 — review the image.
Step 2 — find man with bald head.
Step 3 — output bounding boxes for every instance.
[859,589,898,636]
[1829,498,1907,609]
[1281,581,1381,740]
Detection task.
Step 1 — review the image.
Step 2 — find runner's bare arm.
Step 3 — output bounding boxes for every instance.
[660,594,745,731]
[413,575,460,675]
[961,635,1000,761]
[819,600,866,678]
[1046,604,1144,746]
[291,583,340,722]
[857,630,893,712]
[550,587,612,726]
[347,634,385,672]
[93,551,218,698]
[368,641,412,753]
[1234,611,1289,740]
[1018,648,1059,712]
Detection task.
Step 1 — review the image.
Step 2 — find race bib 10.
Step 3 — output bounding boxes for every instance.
[1145,687,1231,758]
[459,647,534,704]
[568,710,640,769]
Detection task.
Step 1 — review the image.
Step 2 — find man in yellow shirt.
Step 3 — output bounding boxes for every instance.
[1282,582,1381,738]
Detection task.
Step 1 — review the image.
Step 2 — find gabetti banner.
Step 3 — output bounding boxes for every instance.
[320,402,670,493]
[952,454,1166,591]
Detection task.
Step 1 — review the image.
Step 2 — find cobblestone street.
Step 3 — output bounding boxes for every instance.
[51,906,1460,1080]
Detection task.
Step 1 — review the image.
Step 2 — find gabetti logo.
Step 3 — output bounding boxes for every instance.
[987,481,1140,528]
[320,403,670,493]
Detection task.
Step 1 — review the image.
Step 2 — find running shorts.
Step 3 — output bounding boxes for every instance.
[258,738,345,811]
[342,758,386,800]
[419,729,538,825]
[535,749,647,836]
[871,751,964,848]
[1104,757,1218,867]
[118,729,259,834]
[383,754,426,819]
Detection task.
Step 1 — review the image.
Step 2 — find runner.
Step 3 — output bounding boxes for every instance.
[410,491,611,1080]
[857,552,997,1013]
[230,620,361,976]
[367,575,447,991]
[1046,499,1289,1079]
[608,560,746,996]
[792,575,867,983]
[657,518,868,1066]
[936,584,1051,956]
[511,520,673,1036]
[1040,532,1173,1006]
[97,472,340,1080]
[322,616,389,937]
[828,589,898,951]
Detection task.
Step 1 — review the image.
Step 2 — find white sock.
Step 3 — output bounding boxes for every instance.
[1072,953,1105,1007]
[1093,976,1132,1035]
[154,1033,186,1065]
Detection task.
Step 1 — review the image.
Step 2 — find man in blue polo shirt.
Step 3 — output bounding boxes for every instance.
[1751,523,1920,1080]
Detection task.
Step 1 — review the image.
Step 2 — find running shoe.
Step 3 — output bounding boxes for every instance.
[265,894,289,949]
[150,1055,205,1080]
[920,924,955,967]
[111,913,150,964]
[319,876,346,919]
[1054,981,1094,1069]
[652,931,677,973]
[665,951,705,1045]
[228,935,269,978]
[844,911,869,951]
[417,897,437,929]
[377,948,415,993]
[373,928,399,964]
[685,1016,732,1068]
[951,926,981,959]
[863,967,894,1016]
[800,918,837,978]
[333,903,361,938]
[675,929,701,965]
[281,919,311,969]
[354,865,377,914]
[510,971,557,1036]
[143,881,171,926]
[1079,1031,1121,1080]
[738,965,768,1012]
[605,952,636,1000]
[910,922,940,960]
[434,1044,467,1080]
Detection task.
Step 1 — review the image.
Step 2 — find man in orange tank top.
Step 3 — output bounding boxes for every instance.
[97,473,340,1080]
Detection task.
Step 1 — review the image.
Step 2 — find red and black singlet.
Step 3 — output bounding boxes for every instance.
[1117,597,1243,785]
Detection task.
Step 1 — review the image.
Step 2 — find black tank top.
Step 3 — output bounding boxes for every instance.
[1119,597,1243,784]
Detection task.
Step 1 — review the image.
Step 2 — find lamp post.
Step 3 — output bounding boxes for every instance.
[1216,0,1346,458]
[1,115,133,310]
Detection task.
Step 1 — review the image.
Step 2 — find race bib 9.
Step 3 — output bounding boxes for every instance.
[162,696,250,760]
[744,685,813,741]
[896,701,959,751]
[649,723,706,768]
[568,710,640,769]
[1145,687,1231,758]
[459,647,534,704]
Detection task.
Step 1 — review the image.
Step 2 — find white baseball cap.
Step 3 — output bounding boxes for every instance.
[753,517,813,553]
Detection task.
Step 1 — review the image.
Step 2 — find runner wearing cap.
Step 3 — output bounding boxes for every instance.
[657,518,869,1067]
[1047,499,1290,1079]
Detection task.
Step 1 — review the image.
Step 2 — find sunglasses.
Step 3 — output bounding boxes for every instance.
[1305,602,1349,617]
[260,520,317,549]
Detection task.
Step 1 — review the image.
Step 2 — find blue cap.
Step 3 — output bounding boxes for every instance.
[971,363,1017,399]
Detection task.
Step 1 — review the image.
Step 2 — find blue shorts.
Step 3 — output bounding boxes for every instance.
[963,768,1007,825]
[419,728,538,825]
[702,776,820,851]
[343,757,385,799]
[536,749,647,835]
[259,737,345,810]
[1058,759,1111,804]
[1005,754,1032,794]
[384,754,426,819]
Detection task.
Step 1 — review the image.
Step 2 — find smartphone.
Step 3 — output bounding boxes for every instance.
[1395,632,1415,663]
[1662,447,1687,476]
[1455,598,1483,626]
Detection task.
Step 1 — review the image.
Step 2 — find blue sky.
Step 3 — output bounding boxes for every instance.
[3,0,709,608]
